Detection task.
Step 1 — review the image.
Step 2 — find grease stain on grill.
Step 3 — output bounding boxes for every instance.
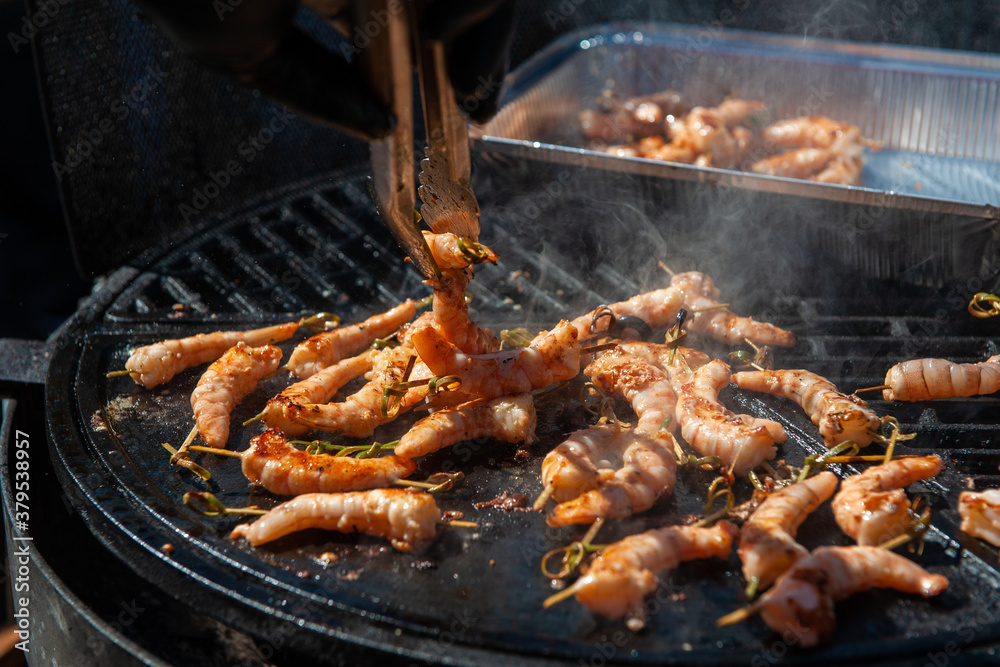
[90,410,108,432]
[473,490,529,511]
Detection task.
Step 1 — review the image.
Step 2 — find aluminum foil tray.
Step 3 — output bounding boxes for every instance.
[475,23,1000,220]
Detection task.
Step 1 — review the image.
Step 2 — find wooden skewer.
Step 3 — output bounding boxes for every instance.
[716,603,761,627]
[581,342,618,355]
[690,303,731,314]
[161,442,212,481]
[189,445,240,458]
[172,424,200,462]
[243,410,267,426]
[822,454,921,463]
[532,485,555,511]
[543,580,582,609]
[854,384,889,394]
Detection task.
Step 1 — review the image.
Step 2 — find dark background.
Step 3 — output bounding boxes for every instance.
[0,0,998,341]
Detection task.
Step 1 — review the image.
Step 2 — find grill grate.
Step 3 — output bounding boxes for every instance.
[75,164,1000,663]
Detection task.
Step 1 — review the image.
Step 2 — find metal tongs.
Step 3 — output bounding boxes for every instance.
[354,0,481,283]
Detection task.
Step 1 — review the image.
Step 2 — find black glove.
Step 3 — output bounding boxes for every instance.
[132,0,516,140]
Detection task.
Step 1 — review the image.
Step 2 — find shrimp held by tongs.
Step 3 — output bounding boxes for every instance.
[395,232,500,356]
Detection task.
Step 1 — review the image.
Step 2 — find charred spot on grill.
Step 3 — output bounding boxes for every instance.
[473,491,529,511]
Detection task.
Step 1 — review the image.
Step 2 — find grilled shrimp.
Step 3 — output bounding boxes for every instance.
[422,231,498,269]
[559,286,686,343]
[261,351,374,436]
[669,272,796,348]
[751,145,864,185]
[230,488,440,552]
[543,426,678,527]
[239,428,416,495]
[393,233,499,355]
[424,268,500,355]
[756,546,948,647]
[760,116,861,150]
[538,425,675,505]
[571,521,738,630]
[584,346,678,436]
[732,369,881,448]
[664,101,763,169]
[412,319,581,399]
[394,394,537,459]
[581,89,688,145]
[673,359,785,475]
[958,489,1000,547]
[287,300,416,379]
[811,155,863,185]
[753,118,867,184]
[882,355,1000,401]
[751,146,841,179]
[832,455,943,546]
[739,471,839,591]
[122,321,298,389]
[288,346,431,438]
[617,341,713,376]
[190,342,283,448]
